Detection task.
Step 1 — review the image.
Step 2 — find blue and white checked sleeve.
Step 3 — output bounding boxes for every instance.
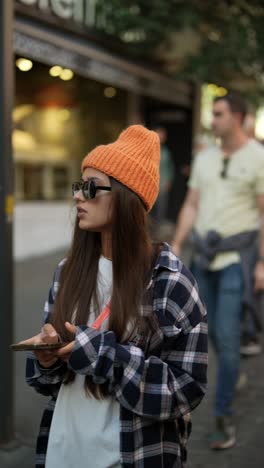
[26,260,67,396]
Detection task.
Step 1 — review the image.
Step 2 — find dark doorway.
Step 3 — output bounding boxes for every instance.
[143,96,193,222]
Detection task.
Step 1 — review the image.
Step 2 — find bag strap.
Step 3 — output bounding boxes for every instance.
[91,302,111,330]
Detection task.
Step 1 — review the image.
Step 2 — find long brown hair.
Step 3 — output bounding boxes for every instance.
[51,178,154,398]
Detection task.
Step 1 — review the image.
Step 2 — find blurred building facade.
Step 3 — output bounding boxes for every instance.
[14,0,196,219]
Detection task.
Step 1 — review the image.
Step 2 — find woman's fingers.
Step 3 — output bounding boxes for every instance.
[19,333,43,346]
[56,341,75,358]
[52,323,76,361]
[42,323,57,335]
[34,349,59,368]
[65,322,77,335]
[18,324,60,348]
[41,323,59,343]
[20,323,76,365]
[41,323,60,344]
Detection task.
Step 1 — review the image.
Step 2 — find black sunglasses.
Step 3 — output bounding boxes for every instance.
[72,179,111,199]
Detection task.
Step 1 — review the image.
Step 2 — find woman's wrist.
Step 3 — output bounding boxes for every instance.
[37,357,60,369]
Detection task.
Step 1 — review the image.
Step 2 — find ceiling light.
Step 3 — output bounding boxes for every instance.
[60,69,74,81]
[49,65,63,77]
[16,58,33,72]
[104,87,117,98]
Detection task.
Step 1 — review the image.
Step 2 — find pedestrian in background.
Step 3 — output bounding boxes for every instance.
[22,125,207,468]
[171,92,264,450]
[152,125,174,223]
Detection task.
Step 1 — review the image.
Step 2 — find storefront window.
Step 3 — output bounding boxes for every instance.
[14,56,127,200]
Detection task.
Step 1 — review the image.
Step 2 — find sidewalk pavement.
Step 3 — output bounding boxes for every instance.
[14,202,72,260]
[188,345,264,468]
[1,249,264,467]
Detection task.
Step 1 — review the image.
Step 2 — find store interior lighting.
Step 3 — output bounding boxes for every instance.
[16,57,33,72]
[60,69,74,81]
[49,66,74,81]
[49,65,63,77]
[57,109,71,121]
[104,87,117,98]
[13,104,35,123]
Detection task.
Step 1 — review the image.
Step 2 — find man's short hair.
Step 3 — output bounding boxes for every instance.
[213,92,248,123]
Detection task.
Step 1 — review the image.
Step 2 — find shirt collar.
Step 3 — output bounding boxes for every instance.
[146,243,180,289]
[153,242,180,272]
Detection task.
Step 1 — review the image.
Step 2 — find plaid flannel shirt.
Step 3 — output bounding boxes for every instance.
[26,243,207,468]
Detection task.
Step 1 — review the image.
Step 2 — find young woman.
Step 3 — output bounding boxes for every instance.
[24,125,207,468]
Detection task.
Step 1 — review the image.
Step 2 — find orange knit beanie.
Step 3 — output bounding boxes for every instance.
[81,125,160,211]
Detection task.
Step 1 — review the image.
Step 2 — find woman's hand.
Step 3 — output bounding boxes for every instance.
[20,322,77,366]
[56,322,77,362]
[19,324,61,368]
[36,324,62,367]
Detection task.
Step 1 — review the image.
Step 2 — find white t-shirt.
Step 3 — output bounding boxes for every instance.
[46,256,121,468]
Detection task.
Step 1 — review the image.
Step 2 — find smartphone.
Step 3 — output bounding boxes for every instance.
[10,342,68,351]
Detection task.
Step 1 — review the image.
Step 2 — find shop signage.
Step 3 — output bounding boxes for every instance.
[16,0,98,28]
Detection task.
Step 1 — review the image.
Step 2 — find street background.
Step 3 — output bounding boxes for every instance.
[2,1,264,467]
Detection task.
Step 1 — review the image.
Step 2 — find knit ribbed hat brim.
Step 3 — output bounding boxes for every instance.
[81,125,160,211]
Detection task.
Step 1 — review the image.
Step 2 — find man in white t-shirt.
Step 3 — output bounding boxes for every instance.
[171,92,264,449]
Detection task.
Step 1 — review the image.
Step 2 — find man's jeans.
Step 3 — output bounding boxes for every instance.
[191,262,243,417]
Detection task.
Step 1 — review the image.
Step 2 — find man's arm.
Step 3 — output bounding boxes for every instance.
[254,194,264,290]
[171,188,200,256]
